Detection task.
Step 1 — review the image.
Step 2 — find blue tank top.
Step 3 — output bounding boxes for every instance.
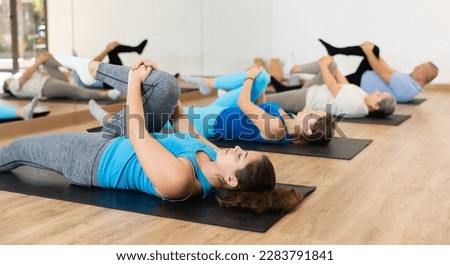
[97,132,217,199]
[214,102,291,143]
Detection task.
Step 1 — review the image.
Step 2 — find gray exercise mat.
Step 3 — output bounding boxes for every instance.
[340,114,410,126]
[0,167,315,232]
[210,138,372,160]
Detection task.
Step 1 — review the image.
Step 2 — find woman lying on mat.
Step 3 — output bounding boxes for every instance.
[0,97,42,121]
[265,56,397,118]
[2,52,122,101]
[0,57,303,213]
[175,65,334,145]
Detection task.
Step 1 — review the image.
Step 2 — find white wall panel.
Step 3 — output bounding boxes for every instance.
[48,0,450,82]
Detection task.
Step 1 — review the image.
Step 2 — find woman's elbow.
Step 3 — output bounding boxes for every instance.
[255,70,270,87]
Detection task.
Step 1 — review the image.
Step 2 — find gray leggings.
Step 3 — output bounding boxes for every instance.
[96,63,180,135]
[0,132,111,187]
[266,61,337,113]
[42,78,109,100]
[0,65,181,186]
[43,57,69,82]
[41,57,109,100]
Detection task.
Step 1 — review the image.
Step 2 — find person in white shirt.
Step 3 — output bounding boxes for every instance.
[266,56,396,118]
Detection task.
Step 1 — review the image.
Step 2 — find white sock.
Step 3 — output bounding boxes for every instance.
[181,74,211,95]
[89,99,109,126]
[53,53,96,85]
[22,96,39,120]
[107,89,122,100]
[217,89,227,97]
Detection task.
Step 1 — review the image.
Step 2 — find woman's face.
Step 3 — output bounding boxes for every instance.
[215,146,262,180]
[366,91,391,110]
[295,109,326,135]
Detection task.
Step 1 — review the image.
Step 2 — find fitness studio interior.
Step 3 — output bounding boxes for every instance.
[1,0,449,263]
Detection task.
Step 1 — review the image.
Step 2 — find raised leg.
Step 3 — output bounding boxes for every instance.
[211,70,270,107]
[95,63,180,136]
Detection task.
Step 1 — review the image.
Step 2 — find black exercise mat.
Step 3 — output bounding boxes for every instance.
[86,127,371,160]
[0,111,50,124]
[340,114,410,126]
[210,138,372,160]
[87,126,103,132]
[0,167,315,232]
[398,98,426,105]
[0,93,119,104]
[180,87,198,93]
[177,79,199,93]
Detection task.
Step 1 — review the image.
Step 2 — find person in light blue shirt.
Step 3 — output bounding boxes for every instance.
[319,39,439,103]
[1,57,304,214]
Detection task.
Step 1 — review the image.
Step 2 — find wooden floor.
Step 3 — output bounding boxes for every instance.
[0,86,449,244]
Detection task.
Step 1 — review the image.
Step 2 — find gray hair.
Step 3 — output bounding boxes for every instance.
[369,96,396,117]
[425,62,439,84]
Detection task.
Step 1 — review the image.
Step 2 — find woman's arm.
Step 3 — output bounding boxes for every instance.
[127,62,194,199]
[171,100,219,151]
[335,70,350,84]
[237,66,285,141]
[254,90,266,104]
[319,56,341,97]
[18,52,52,86]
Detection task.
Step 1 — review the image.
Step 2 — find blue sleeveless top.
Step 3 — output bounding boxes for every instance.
[97,132,217,199]
[213,102,291,143]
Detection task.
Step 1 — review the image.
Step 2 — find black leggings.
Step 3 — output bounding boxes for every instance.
[108,43,143,65]
[340,45,380,86]
[270,76,302,92]
[101,44,146,88]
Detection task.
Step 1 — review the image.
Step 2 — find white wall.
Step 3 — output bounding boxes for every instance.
[47,0,450,82]
[272,0,450,83]
[47,0,271,76]
[48,0,203,75]
[201,0,271,75]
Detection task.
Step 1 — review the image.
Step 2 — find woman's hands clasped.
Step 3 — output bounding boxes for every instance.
[129,59,158,83]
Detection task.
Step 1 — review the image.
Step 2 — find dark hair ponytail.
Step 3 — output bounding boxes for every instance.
[302,114,335,145]
[216,188,303,214]
[215,155,303,213]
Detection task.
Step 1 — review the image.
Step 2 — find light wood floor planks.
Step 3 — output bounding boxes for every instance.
[0,85,449,244]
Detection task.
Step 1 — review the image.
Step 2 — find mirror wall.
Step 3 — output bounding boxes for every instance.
[3,0,449,119]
